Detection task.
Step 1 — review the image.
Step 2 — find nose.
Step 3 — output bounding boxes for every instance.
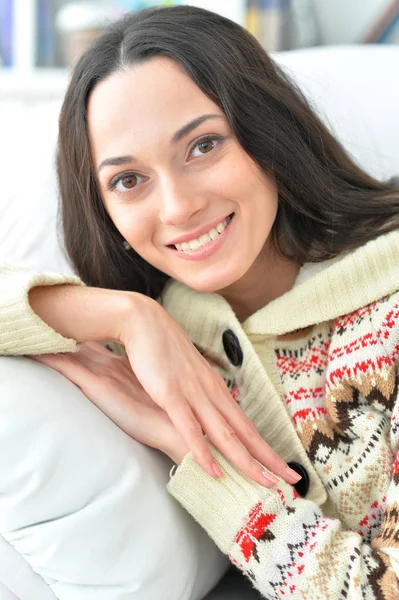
[158,172,209,226]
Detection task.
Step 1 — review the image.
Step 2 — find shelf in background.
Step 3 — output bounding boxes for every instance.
[0,68,69,98]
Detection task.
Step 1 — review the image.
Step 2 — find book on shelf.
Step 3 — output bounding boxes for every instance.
[36,0,56,67]
[0,0,13,67]
[246,0,288,51]
[363,0,399,44]
[246,0,262,41]
[116,0,180,9]
[245,0,319,51]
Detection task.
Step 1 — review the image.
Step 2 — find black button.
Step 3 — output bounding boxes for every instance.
[222,329,243,367]
[287,462,309,497]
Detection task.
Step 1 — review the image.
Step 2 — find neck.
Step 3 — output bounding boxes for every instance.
[220,247,301,322]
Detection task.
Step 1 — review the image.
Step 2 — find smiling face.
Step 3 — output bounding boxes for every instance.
[88,57,279,294]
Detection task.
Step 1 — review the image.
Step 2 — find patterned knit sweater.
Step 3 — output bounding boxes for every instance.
[1,230,399,600]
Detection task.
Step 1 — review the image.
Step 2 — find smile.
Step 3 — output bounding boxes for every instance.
[167,213,235,262]
[174,215,232,251]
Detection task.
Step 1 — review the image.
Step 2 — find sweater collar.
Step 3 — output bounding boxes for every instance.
[161,230,399,337]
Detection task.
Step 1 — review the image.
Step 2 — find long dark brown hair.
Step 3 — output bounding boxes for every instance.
[57,5,399,299]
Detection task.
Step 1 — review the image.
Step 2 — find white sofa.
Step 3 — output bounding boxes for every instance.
[0,45,398,600]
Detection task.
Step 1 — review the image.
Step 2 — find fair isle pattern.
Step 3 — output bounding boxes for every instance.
[224,293,399,599]
[2,232,399,600]
[228,483,376,600]
[230,485,325,596]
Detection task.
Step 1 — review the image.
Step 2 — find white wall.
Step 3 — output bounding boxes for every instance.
[312,0,392,44]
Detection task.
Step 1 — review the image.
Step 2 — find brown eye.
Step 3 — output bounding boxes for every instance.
[108,172,144,193]
[190,136,221,159]
[198,140,214,154]
[121,175,137,189]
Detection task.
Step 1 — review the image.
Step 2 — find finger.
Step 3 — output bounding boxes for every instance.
[166,398,222,480]
[211,375,301,486]
[211,372,237,406]
[193,401,281,488]
[213,399,298,484]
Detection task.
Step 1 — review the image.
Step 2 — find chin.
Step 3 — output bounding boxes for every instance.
[182,268,245,295]
[185,280,222,293]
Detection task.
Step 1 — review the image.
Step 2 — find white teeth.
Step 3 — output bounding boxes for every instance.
[189,239,201,250]
[199,233,212,246]
[174,216,231,252]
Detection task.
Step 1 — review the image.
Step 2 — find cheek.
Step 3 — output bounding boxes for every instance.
[106,203,152,249]
[225,153,274,200]
[236,165,278,216]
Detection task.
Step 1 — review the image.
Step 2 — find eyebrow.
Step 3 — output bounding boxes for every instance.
[171,113,225,144]
[96,113,226,174]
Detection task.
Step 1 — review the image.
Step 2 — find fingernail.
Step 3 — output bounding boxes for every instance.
[286,466,302,483]
[262,471,279,486]
[212,463,223,479]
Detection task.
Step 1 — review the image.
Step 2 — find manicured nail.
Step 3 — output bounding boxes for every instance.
[286,467,302,483]
[212,463,223,478]
[262,471,279,486]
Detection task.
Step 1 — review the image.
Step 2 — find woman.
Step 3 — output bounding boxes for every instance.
[1,5,399,598]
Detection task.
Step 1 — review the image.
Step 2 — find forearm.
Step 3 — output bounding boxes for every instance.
[28,284,139,345]
[0,263,146,355]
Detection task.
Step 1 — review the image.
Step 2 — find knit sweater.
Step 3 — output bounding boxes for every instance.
[1,229,399,600]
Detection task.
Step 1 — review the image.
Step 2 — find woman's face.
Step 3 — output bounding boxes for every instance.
[88,57,278,293]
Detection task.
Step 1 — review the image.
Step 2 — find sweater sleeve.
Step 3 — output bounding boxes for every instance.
[167,294,399,600]
[167,443,399,599]
[0,264,84,355]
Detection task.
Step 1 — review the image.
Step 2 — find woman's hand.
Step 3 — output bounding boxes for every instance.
[30,289,301,488]
[117,295,301,488]
[30,340,299,488]
[31,342,190,466]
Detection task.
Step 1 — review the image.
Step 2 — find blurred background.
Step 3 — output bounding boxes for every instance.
[0,0,398,277]
[0,0,398,97]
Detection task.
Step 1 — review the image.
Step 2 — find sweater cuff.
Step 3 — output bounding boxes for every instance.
[0,264,84,355]
[167,444,295,555]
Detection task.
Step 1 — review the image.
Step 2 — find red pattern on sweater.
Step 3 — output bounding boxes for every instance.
[235,502,277,562]
[276,340,330,378]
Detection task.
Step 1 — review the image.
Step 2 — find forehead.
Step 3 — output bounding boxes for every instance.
[87,57,222,160]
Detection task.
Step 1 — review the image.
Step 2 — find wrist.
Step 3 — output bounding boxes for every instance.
[164,442,190,468]
[117,292,160,346]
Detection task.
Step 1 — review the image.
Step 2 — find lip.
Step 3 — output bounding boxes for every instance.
[165,213,235,261]
[165,212,233,246]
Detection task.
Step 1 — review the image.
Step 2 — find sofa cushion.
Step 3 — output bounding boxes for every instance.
[276,45,399,180]
[0,356,229,600]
